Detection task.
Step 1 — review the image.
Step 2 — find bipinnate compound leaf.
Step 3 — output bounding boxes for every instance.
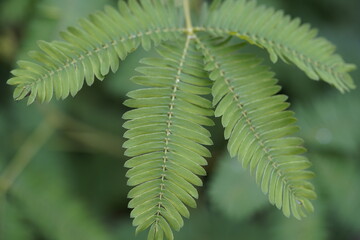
[5,0,358,239]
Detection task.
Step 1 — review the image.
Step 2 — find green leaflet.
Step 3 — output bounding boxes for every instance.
[123,36,213,240]
[7,0,184,104]
[197,36,316,219]
[200,0,356,92]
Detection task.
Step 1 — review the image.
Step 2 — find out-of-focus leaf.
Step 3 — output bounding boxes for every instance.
[178,208,269,240]
[0,0,32,24]
[1,147,32,240]
[10,151,114,240]
[313,154,360,232]
[49,0,110,31]
[1,147,34,240]
[16,0,113,60]
[0,29,17,62]
[0,199,34,240]
[208,152,268,221]
[296,90,360,154]
[270,206,327,240]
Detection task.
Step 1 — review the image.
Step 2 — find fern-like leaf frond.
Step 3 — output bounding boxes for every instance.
[199,0,356,92]
[123,37,213,240]
[197,36,316,219]
[8,0,184,104]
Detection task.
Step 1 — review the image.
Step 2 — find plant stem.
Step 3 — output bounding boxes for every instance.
[183,0,193,34]
[45,107,124,157]
[0,118,55,198]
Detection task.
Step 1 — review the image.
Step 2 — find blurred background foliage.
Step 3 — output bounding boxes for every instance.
[0,0,359,239]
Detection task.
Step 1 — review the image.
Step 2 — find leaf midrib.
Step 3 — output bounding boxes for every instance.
[192,26,353,92]
[21,27,187,92]
[196,36,295,197]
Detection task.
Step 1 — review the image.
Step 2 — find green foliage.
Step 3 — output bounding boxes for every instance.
[295,91,360,231]
[297,92,360,153]
[115,207,270,240]
[123,38,213,239]
[8,153,114,240]
[199,37,316,218]
[201,0,356,92]
[314,154,360,231]
[0,200,34,240]
[4,0,357,239]
[270,209,327,240]
[0,0,32,24]
[8,0,183,104]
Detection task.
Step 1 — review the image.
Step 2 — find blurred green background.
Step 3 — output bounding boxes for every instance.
[0,0,359,239]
